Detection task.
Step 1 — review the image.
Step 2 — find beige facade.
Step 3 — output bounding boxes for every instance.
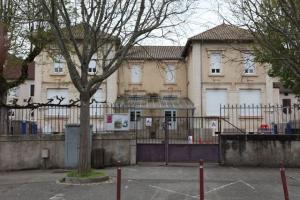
[118,60,187,98]
[33,24,284,118]
[34,48,116,104]
[186,42,271,116]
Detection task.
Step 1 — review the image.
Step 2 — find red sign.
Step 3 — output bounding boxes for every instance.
[107,115,112,123]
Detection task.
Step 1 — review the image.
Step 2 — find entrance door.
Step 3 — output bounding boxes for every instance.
[164,110,177,130]
[130,110,142,130]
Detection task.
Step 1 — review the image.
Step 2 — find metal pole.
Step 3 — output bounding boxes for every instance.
[280,162,289,200]
[165,121,169,166]
[117,167,121,200]
[199,159,204,200]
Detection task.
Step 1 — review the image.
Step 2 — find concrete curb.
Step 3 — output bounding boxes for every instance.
[62,175,110,184]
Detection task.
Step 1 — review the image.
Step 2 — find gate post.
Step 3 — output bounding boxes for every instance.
[116,166,122,200]
[164,121,169,166]
[199,160,204,200]
[280,162,289,200]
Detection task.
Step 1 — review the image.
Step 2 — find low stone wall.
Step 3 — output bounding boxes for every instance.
[220,134,300,167]
[0,135,65,170]
[0,132,136,171]
[93,132,136,166]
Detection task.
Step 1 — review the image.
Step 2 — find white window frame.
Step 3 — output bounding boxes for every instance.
[165,64,176,83]
[243,53,255,74]
[164,110,177,129]
[210,52,222,74]
[130,110,142,122]
[53,55,65,73]
[239,89,261,116]
[88,53,97,74]
[131,65,142,84]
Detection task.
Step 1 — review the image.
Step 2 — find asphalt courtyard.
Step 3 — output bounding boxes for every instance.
[1,163,300,200]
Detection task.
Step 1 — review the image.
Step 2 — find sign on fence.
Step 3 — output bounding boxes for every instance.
[145,118,152,127]
[105,114,130,131]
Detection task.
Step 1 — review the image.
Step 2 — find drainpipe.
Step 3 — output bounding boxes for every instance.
[200,40,204,117]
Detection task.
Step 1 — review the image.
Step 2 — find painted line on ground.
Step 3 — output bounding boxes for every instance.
[149,189,160,200]
[149,185,199,199]
[206,181,240,193]
[239,180,255,190]
[49,193,65,200]
[207,180,255,194]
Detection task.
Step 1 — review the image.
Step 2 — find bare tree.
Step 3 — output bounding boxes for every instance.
[227,0,300,94]
[0,0,48,134]
[37,0,195,175]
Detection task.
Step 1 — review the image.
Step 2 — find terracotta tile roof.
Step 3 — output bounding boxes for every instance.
[126,46,184,60]
[3,55,35,80]
[189,23,253,42]
[61,24,119,42]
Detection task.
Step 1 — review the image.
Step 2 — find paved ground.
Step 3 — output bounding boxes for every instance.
[0,163,300,200]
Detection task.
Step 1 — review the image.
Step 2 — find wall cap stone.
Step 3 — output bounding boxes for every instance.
[220,134,300,141]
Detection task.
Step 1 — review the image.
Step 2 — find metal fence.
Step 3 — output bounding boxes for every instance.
[0,104,134,135]
[136,116,220,144]
[220,104,300,134]
[2,103,300,136]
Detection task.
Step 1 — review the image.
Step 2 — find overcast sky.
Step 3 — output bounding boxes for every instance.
[142,0,230,46]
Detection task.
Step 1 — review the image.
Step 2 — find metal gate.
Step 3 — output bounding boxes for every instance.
[136,116,220,163]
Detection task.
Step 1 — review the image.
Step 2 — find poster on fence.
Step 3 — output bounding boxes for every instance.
[145,118,152,127]
[210,120,218,129]
[210,120,218,136]
[105,113,130,131]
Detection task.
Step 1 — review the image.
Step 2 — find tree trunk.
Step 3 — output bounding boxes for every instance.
[78,92,91,175]
[0,93,8,135]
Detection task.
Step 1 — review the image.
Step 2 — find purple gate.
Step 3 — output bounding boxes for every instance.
[136,117,220,163]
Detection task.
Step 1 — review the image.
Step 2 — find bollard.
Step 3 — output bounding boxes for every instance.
[117,167,121,200]
[199,159,204,200]
[280,163,289,200]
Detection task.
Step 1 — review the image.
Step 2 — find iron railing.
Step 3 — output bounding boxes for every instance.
[136,116,220,144]
[2,103,299,136]
[0,104,135,135]
[220,104,300,134]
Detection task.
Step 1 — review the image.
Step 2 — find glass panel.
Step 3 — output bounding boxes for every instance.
[53,55,64,73]
[244,53,255,74]
[210,53,221,73]
[130,111,135,122]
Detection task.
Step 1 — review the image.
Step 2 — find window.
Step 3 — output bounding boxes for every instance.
[206,89,227,116]
[131,65,141,83]
[30,85,34,97]
[210,53,221,74]
[53,55,65,73]
[164,110,177,129]
[130,110,141,122]
[47,89,69,116]
[90,89,105,116]
[165,64,176,83]
[282,99,291,114]
[239,89,261,116]
[88,53,97,73]
[130,110,142,129]
[8,87,19,98]
[243,53,255,74]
